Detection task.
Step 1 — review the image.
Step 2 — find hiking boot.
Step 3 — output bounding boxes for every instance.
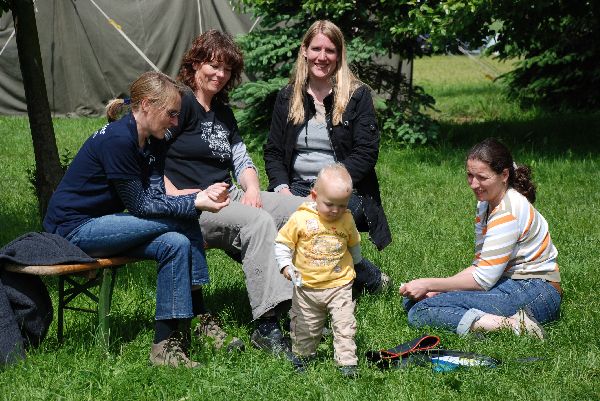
[292,354,315,372]
[511,309,546,340]
[149,337,199,368]
[251,327,305,368]
[251,327,295,358]
[194,313,245,352]
[353,259,392,295]
[374,272,392,294]
[338,365,358,378]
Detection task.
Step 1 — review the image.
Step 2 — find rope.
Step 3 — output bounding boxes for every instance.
[87,0,160,72]
[457,44,502,80]
[0,28,15,57]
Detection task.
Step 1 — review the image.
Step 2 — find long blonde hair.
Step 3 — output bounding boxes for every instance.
[288,20,361,126]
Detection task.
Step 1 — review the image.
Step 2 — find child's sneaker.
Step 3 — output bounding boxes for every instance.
[339,365,358,378]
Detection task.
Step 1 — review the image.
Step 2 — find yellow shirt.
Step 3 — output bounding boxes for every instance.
[275,202,359,289]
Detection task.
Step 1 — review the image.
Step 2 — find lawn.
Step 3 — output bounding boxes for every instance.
[1,55,599,400]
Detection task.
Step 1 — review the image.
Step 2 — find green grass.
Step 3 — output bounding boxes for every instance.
[1,55,600,400]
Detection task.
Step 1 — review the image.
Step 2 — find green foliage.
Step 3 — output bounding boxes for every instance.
[230,77,287,149]
[432,0,600,111]
[0,0,9,13]
[26,150,73,194]
[233,0,442,145]
[378,84,439,145]
[499,33,600,110]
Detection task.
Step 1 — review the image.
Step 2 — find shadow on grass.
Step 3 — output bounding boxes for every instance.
[431,84,502,98]
[436,112,600,158]
[0,208,41,247]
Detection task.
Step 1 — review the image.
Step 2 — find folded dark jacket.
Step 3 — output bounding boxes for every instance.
[0,232,94,266]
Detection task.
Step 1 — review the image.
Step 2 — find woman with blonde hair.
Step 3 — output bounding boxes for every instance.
[265,20,392,292]
[44,71,230,367]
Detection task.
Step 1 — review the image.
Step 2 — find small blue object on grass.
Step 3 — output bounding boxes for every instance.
[431,354,498,372]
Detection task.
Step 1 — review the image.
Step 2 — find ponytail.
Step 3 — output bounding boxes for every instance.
[104,71,185,123]
[512,164,536,204]
[105,98,130,122]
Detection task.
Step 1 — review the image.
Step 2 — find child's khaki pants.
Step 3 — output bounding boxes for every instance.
[290,281,357,366]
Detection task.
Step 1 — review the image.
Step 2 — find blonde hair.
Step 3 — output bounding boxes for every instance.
[288,20,362,126]
[105,71,186,122]
[313,163,353,194]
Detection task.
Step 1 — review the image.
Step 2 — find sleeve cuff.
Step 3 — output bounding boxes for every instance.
[274,184,290,193]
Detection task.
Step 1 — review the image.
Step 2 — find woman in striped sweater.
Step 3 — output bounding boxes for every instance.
[400,138,561,338]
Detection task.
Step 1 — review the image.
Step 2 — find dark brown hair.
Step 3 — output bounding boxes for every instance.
[177,30,243,103]
[467,138,537,203]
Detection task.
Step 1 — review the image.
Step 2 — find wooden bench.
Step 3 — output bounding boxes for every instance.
[5,257,144,347]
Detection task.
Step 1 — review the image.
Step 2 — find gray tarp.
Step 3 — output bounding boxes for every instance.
[0,0,253,116]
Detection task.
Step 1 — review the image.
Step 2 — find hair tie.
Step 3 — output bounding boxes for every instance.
[123,98,131,105]
[513,161,518,170]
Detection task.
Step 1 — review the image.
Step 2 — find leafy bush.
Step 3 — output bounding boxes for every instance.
[377,84,439,145]
[27,150,72,193]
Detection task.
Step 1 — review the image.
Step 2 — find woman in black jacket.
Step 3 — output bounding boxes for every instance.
[264,20,392,287]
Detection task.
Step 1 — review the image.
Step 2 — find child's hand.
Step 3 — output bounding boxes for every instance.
[282,265,292,281]
[282,265,303,287]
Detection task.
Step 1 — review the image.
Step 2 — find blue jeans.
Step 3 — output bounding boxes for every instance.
[66,213,209,320]
[403,278,561,335]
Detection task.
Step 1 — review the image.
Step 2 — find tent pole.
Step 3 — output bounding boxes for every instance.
[197,0,203,33]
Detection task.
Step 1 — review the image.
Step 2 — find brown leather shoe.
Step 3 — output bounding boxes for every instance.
[149,337,199,368]
[194,313,245,352]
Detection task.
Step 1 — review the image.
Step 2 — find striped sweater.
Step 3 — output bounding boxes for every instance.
[472,188,560,290]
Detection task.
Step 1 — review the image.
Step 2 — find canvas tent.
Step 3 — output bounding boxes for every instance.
[0,0,255,116]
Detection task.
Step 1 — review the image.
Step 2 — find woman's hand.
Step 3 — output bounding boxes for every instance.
[399,267,483,301]
[399,279,435,301]
[240,186,263,208]
[195,183,230,212]
[204,182,230,203]
[238,167,263,208]
[278,187,294,197]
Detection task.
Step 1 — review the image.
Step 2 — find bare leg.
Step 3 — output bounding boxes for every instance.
[470,310,545,339]
[470,314,512,332]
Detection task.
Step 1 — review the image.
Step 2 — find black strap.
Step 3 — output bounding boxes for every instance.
[365,335,500,369]
[365,334,440,366]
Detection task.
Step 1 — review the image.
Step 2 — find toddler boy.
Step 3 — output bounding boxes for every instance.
[274,163,361,377]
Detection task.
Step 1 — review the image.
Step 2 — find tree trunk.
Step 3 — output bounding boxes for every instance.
[10,0,63,221]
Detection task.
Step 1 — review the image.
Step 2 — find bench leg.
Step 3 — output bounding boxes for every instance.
[98,267,117,348]
[57,276,65,343]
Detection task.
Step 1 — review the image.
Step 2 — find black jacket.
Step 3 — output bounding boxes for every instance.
[265,85,392,250]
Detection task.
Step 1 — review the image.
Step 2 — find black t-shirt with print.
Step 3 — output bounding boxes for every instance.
[165,91,242,190]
